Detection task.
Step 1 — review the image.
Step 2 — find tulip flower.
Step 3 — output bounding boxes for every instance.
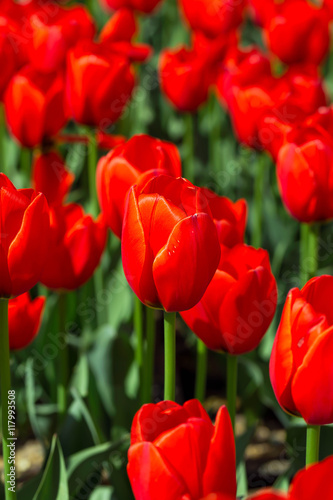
[100,0,163,14]
[270,275,333,425]
[66,40,135,127]
[263,0,330,66]
[127,400,236,500]
[159,45,212,112]
[28,5,95,73]
[96,134,181,238]
[32,150,74,207]
[0,173,50,298]
[40,203,107,291]
[179,0,246,38]
[0,16,20,99]
[276,137,333,223]
[181,244,277,354]
[122,175,221,312]
[9,293,45,350]
[4,66,67,148]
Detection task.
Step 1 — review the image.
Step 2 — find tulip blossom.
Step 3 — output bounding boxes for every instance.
[270,275,333,425]
[263,0,330,66]
[27,5,95,73]
[179,0,246,38]
[9,293,45,350]
[32,150,74,207]
[66,40,135,127]
[122,175,221,312]
[276,135,333,223]
[0,16,20,98]
[127,400,236,500]
[4,66,67,148]
[100,0,163,14]
[159,45,212,112]
[40,203,107,291]
[96,134,181,238]
[181,244,277,354]
[0,173,50,298]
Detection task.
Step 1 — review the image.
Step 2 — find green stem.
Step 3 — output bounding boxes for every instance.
[208,93,222,175]
[300,223,319,287]
[57,293,68,425]
[134,296,144,402]
[226,354,238,431]
[142,307,156,404]
[195,339,207,402]
[87,128,98,216]
[164,311,176,401]
[0,299,17,500]
[306,425,321,466]
[252,153,266,248]
[20,148,31,180]
[183,113,195,184]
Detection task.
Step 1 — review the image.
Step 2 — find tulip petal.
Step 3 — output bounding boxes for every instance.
[291,325,333,424]
[127,442,187,500]
[153,213,220,312]
[289,456,333,500]
[203,406,236,498]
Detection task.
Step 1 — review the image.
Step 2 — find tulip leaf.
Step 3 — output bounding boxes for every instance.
[32,435,69,500]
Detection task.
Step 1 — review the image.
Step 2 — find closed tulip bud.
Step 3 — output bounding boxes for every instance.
[99,8,137,43]
[159,46,212,112]
[4,66,67,148]
[100,0,163,14]
[128,400,236,500]
[96,134,181,238]
[66,40,135,127]
[28,5,95,74]
[270,275,333,425]
[181,244,277,354]
[0,173,50,298]
[40,204,107,291]
[9,293,45,350]
[277,138,333,223]
[32,150,74,207]
[122,175,221,312]
[179,0,246,38]
[264,1,330,66]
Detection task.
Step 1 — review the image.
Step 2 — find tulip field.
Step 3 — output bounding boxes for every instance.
[2,0,333,499]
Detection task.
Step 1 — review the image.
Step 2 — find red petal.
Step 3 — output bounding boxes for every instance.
[289,456,333,500]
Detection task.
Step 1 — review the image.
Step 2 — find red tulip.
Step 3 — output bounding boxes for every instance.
[32,150,74,207]
[28,5,95,73]
[0,16,20,99]
[128,400,236,500]
[264,0,330,66]
[179,0,246,38]
[0,173,50,298]
[247,491,287,499]
[4,66,67,148]
[276,136,333,223]
[122,175,221,312]
[66,40,135,127]
[100,0,163,14]
[181,244,277,354]
[96,134,181,238]
[40,203,107,291]
[99,8,137,43]
[159,45,212,112]
[270,275,333,425]
[9,293,45,350]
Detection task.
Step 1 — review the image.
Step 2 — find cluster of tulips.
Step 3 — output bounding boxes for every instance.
[1,0,333,499]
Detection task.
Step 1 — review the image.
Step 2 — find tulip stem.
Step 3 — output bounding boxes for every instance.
[300,223,319,286]
[0,299,17,500]
[226,354,238,431]
[164,311,176,401]
[183,113,195,183]
[208,92,222,175]
[142,307,156,404]
[252,153,266,248]
[195,339,207,402]
[306,425,321,467]
[57,293,68,426]
[134,296,144,403]
[20,148,31,181]
[86,128,98,216]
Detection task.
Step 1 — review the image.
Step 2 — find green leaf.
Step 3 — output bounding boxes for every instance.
[33,435,69,500]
